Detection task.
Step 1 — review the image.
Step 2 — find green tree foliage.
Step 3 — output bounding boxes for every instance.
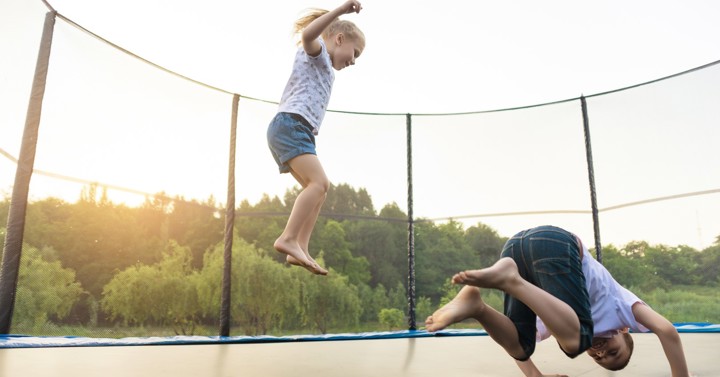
[101,241,200,334]
[378,308,404,330]
[415,220,476,302]
[344,203,408,291]
[162,195,223,269]
[234,194,296,264]
[199,238,299,335]
[26,186,165,298]
[359,283,389,323]
[414,296,433,326]
[465,223,507,267]
[645,245,699,285]
[14,245,84,329]
[298,260,361,334]
[388,282,407,312]
[696,242,720,285]
[322,183,376,216]
[598,244,664,290]
[5,183,720,336]
[315,220,371,286]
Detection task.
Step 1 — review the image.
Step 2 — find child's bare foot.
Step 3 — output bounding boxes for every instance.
[274,238,327,275]
[286,255,328,275]
[425,286,486,332]
[452,257,519,290]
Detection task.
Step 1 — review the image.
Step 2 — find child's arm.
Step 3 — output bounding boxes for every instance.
[302,0,362,56]
[515,358,568,377]
[632,303,690,377]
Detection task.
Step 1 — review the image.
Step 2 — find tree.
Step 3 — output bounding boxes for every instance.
[465,223,506,267]
[198,238,300,335]
[378,308,404,330]
[101,241,201,334]
[414,296,433,327]
[645,245,699,285]
[601,244,664,291]
[695,241,720,286]
[388,281,407,312]
[360,283,389,323]
[14,245,84,330]
[235,194,296,264]
[167,196,223,269]
[315,220,371,285]
[40,188,163,298]
[322,183,376,216]
[298,263,361,334]
[344,203,408,290]
[415,220,475,303]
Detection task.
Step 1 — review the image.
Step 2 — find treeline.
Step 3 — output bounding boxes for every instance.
[1,183,719,336]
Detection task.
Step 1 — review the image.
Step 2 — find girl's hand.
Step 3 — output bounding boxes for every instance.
[339,0,362,14]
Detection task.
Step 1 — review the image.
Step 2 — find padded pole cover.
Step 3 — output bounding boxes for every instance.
[219,94,239,336]
[0,11,57,334]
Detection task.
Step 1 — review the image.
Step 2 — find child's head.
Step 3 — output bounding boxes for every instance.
[586,330,634,371]
[294,9,366,70]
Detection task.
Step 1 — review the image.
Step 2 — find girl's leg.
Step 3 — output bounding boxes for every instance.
[425,285,527,359]
[453,257,582,355]
[295,190,325,262]
[274,153,329,275]
[285,171,325,270]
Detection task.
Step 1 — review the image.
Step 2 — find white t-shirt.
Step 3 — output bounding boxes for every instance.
[277,38,335,135]
[537,242,649,341]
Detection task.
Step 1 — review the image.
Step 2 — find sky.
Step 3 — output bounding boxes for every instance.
[2,0,720,249]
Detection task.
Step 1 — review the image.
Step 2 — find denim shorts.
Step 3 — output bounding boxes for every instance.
[500,225,593,360]
[267,112,316,174]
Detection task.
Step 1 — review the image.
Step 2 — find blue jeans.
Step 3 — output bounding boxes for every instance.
[267,112,316,174]
[500,225,593,360]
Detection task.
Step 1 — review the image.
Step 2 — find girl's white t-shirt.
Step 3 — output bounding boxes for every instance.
[277,38,335,135]
[536,242,649,341]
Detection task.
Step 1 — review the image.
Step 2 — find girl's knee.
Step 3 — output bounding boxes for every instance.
[307,179,329,194]
[316,177,330,193]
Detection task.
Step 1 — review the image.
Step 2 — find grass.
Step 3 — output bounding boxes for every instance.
[639,285,720,323]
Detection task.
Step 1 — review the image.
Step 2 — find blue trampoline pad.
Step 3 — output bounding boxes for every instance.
[0,327,718,376]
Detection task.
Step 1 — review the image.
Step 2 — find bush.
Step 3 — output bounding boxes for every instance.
[378,308,404,330]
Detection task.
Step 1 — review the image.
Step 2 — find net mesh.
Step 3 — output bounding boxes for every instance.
[1,10,718,337]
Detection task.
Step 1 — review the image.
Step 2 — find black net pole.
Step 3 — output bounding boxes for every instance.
[406,113,416,330]
[219,94,239,336]
[0,11,57,334]
[580,96,603,263]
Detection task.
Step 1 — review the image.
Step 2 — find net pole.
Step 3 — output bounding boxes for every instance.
[580,96,603,262]
[406,113,416,330]
[219,94,239,336]
[0,11,57,334]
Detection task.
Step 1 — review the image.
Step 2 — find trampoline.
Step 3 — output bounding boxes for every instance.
[1,327,719,376]
[2,3,720,377]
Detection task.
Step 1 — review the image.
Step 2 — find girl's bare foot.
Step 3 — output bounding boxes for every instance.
[286,254,328,275]
[425,286,486,332]
[452,257,519,290]
[274,238,328,275]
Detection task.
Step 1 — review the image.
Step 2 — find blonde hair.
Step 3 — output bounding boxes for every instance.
[293,8,365,49]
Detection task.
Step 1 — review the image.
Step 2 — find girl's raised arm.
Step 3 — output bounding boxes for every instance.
[301,0,362,56]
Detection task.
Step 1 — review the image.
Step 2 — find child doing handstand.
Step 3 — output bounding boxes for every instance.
[267,0,365,275]
[425,225,690,377]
